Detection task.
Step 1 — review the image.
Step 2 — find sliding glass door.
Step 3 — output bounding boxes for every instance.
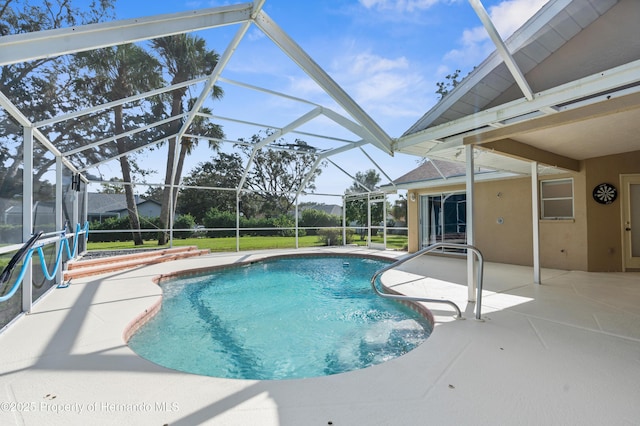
[419,192,466,249]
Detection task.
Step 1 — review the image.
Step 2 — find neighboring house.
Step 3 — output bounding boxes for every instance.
[87,193,161,223]
[391,0,640,273]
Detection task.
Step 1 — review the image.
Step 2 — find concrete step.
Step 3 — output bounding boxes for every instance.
[64,246,209,281]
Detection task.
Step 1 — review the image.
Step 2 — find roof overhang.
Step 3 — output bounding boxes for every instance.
[396,0,640,177]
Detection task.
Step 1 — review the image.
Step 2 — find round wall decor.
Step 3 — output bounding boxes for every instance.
[592,183,617,204]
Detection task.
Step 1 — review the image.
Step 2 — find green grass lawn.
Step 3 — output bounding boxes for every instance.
[86,234,408,252]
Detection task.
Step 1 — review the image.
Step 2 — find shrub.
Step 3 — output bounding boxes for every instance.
[299,209,341,235]
[317,228,354,246]
[172,214,196,239]
[203,208,236,237]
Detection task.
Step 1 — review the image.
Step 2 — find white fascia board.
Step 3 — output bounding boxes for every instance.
[254,10,393,155]
[403,0,573,136]
[387,170,521,191]
[397,59,640,150]
[0,3,253,66]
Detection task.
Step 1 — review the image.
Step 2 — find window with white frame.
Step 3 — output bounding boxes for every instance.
[540,178,574,219]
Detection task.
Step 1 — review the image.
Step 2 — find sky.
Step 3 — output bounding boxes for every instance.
[89,0,549,202]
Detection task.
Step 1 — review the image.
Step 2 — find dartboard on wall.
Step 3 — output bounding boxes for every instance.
[592,183,617,204]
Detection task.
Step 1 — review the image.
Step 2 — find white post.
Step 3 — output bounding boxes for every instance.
[168,184,174,248]
[383,194,387,248]
[22,126,34,313]
[82,180,88,254]
[367,193,372,248]
[531,162,541,284]
[342,195,347,246]
[466,145,476,302]
[295,195,299,249]
[55,156,63,285]
[236,192,240,252]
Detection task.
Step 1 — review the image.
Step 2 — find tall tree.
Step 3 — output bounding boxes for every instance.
[151,34,224,245]
[346,169,381,194]
[238,131,323,218]
[76,44,163,245]
[0,0,115,215]
[345,169,383,240]
[177,152,244,223]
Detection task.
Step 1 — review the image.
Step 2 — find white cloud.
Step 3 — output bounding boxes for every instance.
[325,50,431,135]
[359,0,445,13]
[441,0,549,72]
[489,0,550,38]
[246,28,265,42]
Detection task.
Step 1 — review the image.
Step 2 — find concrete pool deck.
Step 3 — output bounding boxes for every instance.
[0,247,639,425]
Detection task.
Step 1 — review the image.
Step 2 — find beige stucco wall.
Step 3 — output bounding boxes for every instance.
[408,179,537,265]
[538,171,589,271]
[584,151,640,271]
[407,150,640,272]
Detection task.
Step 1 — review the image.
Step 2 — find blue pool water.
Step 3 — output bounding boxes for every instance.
[128,256,432,380]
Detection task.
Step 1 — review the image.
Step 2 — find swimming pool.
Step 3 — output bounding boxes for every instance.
[128,255,433,380]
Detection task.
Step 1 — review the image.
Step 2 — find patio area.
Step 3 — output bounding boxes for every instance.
[0,247,638,425]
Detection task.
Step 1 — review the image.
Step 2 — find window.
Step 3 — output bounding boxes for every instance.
[540,179,573,219]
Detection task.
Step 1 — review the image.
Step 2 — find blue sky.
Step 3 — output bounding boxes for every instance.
[95,0,549,201]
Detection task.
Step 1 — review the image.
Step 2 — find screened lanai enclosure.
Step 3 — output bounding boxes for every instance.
[1,0,607,331]
[0,1,415,329]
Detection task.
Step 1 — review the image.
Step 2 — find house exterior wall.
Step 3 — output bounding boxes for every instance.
[136,201,161,218]
[585,151,640,271]
[407,150,640,272]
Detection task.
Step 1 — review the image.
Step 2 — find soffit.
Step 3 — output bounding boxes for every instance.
[396,0,640,176]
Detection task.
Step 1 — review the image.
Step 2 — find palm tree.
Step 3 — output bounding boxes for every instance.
[152,34,224,245]
[77,44,163,245]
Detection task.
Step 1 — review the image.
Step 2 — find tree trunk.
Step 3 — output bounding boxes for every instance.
[114,106,143,246]
[157,93,184,245]
[171,140,189,217]
[157,136,176,245]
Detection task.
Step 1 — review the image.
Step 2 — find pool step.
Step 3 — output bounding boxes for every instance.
[63,246,210,280]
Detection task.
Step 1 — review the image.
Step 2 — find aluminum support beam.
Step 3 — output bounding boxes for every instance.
[468,0,533,101]
[0,4,253,66]
[295,157,324,199]
[78,134,179,172]
[319,140,368,158]
[55,157,64,285]
[254,10,393,155]
[358,147,396,190]
[172,21,252,214]
[22,127,34,313]
[237,107,323,191]
[64,114,188,157]
[36,78,207,128]
[0,92,78,173]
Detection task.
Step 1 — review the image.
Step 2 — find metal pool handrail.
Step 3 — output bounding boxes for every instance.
[370,243,484,320]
